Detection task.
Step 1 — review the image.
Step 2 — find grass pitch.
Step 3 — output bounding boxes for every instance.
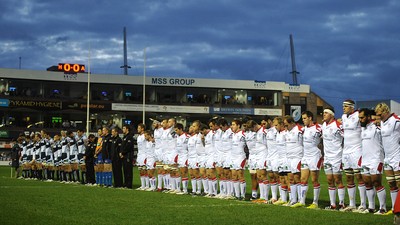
[0,166,393,225]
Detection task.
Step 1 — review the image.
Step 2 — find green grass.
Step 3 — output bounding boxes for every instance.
[0,166,393,225]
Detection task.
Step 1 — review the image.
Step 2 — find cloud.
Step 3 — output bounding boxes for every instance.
[0,0,399,112]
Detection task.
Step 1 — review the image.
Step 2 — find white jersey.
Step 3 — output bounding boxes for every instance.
[322,120,343,160]
[244,130,256,153]
[380,114,400,161]
[266,127,279,159]
[76,135,87,154]
[204,130,215,157]
[276,130,286,159]
[231,130,246,159]
[220,128,233,153]
[214,128,223,156]
[176,133,189,156]
[285,125,303,159]
[187,134,198,159]
[303,124,322,158]
[342,111,362,154]
[162,127,178,155]
[194,133,206,157]
[136,134,146,158]
[153,127,163,150]
[144,140,156,159]
[361,122,384,163]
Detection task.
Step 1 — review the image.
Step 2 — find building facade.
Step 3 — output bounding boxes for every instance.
[0,67,332,141]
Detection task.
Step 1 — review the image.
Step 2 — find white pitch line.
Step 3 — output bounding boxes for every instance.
[168,203,252,208]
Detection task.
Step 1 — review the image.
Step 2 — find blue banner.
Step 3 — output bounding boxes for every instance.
[0,99,9,107]
[210,107,254,115]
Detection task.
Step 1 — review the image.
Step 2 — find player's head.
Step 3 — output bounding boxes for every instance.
[301,111,314,126]
[323,107,335,122]
[358,108,373,127]
[343,99,355,114]
[375,102,390,121]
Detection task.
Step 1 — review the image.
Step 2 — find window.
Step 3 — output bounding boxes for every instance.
[300,97,307,105]
[283,96,289,104]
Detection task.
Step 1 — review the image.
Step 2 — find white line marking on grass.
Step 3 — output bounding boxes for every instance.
[168,203,252,208]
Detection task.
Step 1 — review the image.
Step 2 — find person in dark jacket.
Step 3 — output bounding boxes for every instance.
[11,137,23,178]
[120,125,134,188]
[111,128,123,188]
[84,134,96,185]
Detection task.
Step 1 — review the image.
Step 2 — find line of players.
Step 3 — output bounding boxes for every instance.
[18,129,92,184]
[17,125,136,189]
[15,100,400,216]
[135,100,398,215]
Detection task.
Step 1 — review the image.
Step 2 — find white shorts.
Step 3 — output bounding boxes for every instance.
[197,155,206,168]
[342,151,362,170]
[267,158,280,172]
[215,152,229,168]
[155,148,163,162]
[361,161,383,175]
[137,153,146,166]
[177,154,188,168]
[278,157,290,173]
[230,157,246,170]
[146,157,156,170]
[164,152,178,165]
[384,157,400,172]
[188,157,198,169]
[287,157,301,173]
[248,152,267,170]
[301,156,323,171]
[324,157,343,174]
[205,155,215,169]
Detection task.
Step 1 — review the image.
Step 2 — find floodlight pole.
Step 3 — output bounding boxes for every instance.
[142,47,146,124]
[86,45,91,133]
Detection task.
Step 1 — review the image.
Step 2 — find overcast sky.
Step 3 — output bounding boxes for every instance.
[0,0,399,112]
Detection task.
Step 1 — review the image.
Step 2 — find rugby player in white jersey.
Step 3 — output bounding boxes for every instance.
[197,122,209,195]
[204,118,218,197]
[230,119,247,200]
[136,123,148,190]
[283,115,304,206]
[322,107,346,210]
[213,119,225,197]
[161,118,179,193]
[266,117,285,204]
[159,119,172,191]
[175,123,190,194]
[144,130,157,191]
[292,111,323,208]
[375,103,400,215]
[187,123,200,195]
[246,120,268,202]
[218,118,234,199]
[341,99,366,212]
[358,108,387,214]
[273,117,291,205]
[151,119,165,191]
